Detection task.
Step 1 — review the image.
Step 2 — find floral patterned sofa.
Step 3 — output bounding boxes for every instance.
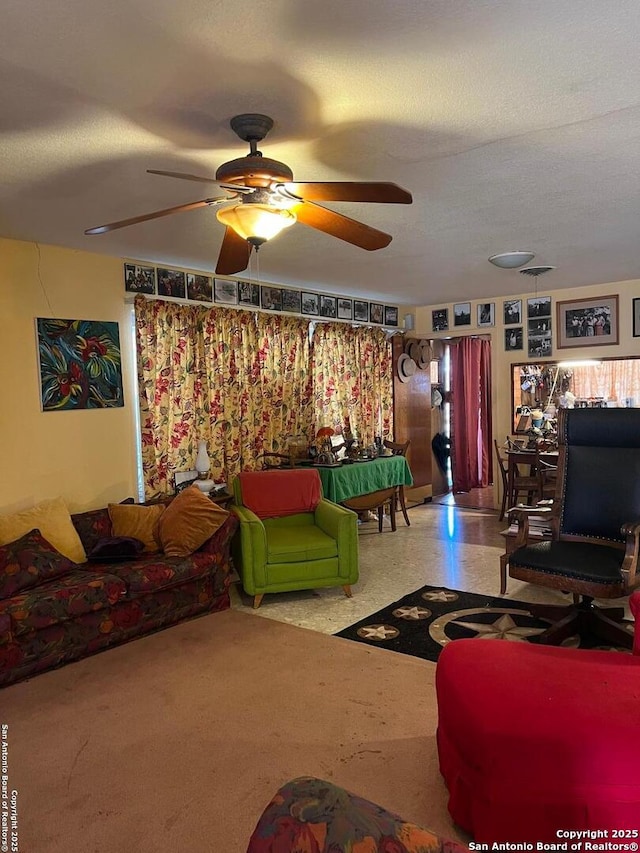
[247,777,467,853]
[0,502,238,688]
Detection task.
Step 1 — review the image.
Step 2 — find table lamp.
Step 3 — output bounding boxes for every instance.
[194,440,215,493]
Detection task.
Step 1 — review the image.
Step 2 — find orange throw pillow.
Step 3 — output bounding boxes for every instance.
[157,486,229,557]
[108,503,165,553]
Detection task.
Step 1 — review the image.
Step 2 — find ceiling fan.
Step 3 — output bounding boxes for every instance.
[84,114,413,276]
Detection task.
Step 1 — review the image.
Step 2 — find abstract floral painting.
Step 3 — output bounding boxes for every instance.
[36,318,124,411]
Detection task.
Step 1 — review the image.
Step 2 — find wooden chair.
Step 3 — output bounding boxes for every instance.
[506,408,640,648]
[259,452,296,470]
[494,439,541,520]
[537,457,558,500]
[383,439,411,527]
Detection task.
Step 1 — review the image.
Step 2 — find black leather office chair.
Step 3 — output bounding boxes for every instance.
[506,407,640,648]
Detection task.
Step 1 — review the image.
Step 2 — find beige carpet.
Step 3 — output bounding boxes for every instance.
[2,610,464,852]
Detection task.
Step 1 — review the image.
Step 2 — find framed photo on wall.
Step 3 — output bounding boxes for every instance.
[528,332,552,358]
[527,296,551,318]
[505,327,523,351]
[157,268,186,299]
[384,306,398,327]
[453,302,471,326]
[556,295,619,348]
[124,263,155,294]
[319,295,337,318]
[503,299,522,325]
[186,274,212,302]
[353,300,369,322]
[281,289,302,313]
[477,302,495,327]
[214,279,238,305]
[301,292,319,316]
[261,286,282,311]
[528,316,551,336]
[432,308,448,332]
[634,298,640,338]
[369,303,384,324]
[337,298,353,320]
[238,281,260,307]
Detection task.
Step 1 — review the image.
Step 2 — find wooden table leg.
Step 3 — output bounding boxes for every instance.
[397,485,410,526]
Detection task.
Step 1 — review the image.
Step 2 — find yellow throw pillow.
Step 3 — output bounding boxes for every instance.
[0,497,87,564]
[157,486,229,557]
[108,503,165,553]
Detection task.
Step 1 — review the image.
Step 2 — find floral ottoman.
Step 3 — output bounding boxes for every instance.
[246,776,467,853]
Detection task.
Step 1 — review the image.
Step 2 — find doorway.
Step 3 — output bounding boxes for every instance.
[432,336,495,510]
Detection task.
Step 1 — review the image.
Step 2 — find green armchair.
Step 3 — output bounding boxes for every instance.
[230,469,359,608]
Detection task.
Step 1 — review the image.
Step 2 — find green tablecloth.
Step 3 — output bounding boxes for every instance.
[316,456,413,504]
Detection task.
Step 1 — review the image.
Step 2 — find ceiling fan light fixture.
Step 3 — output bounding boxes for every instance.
[216,203,297,244]
[488,251,535,269]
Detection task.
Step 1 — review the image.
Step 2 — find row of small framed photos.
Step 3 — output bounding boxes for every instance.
[124,263,399,326]
[433,296,553,357]
[436,293,632,358]
[432,296,552,332]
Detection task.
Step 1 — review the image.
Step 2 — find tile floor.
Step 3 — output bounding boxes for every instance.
[229,500,631,634]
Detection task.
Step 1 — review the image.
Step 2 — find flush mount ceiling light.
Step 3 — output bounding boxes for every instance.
[488,251,536,269]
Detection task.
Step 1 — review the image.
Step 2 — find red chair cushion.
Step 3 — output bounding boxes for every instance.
[436,639,640,842]
[239,470,322,519]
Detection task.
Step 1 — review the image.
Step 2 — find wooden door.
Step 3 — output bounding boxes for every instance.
[392,336,432,500]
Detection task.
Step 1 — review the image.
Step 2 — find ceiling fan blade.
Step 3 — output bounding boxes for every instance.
[215,227,252,275]
[84,198,227,235]
[291,201,392,250]
[147,169,250,193]
[280,182,412,204]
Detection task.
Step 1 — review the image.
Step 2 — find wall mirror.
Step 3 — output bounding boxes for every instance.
[510,357,640,433]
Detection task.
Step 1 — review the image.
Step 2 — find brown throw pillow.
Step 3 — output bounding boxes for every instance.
[108,503,165,553]
[157,486,229,557]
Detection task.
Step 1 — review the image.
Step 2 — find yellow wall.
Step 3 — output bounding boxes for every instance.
[0,238,139,513]
[413,278,640,505]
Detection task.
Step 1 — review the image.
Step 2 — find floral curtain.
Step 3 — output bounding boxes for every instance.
[136,297,314,496]
[311,322,393,446]
[249,312,314,456]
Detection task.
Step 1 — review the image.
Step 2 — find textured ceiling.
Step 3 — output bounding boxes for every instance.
[2,0,640,306]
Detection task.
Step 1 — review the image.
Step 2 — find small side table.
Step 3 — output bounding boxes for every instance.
[209,491,233,510]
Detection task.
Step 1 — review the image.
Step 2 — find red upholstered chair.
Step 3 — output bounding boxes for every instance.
[435,590,640,842]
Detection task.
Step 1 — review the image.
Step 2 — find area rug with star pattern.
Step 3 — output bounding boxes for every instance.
[334,584,630,662]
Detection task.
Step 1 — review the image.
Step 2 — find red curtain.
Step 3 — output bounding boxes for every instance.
[450,337,493,492]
